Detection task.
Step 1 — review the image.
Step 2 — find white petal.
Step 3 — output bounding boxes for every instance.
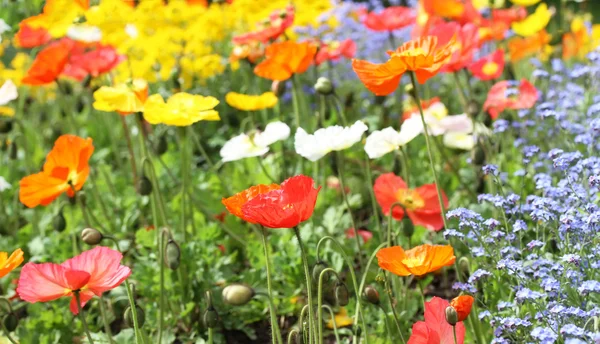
[439,114,473,134]
[329,120,368,151]
[398,116,424,145]
[254,121,290,147]
[220,134,268,162]
[364,127,401,159]
[0,80,17,105]
[0,19,10,35]
[294,127,331,162]
[443,132,475,151]
[125,24,139,39]
[66,25,102,43]
[0,176,11,192]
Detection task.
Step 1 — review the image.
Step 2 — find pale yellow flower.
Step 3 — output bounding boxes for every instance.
[143,93,220,126]
[225,92,278,111]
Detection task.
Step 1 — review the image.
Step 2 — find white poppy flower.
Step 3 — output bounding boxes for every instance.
[443,122,491,151]
[295,120,368,161]
[438,114,473,134]
[220,121,290,162]
[0,176,11,192]
[0,80,17,105]
[0,19,10,35]
[125,24,139,39]
[364,126,417,159]
[67,24,102,43]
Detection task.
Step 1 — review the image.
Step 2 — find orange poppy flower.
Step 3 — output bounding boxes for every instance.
[22,40,72,85]
[450,295,474,322]
[468,49,504,81]
[0,249,24,278]
[352,35,455,96]
[19,135,94,208]
[376,244,456,277]
[254,41,317,81]
[429,21,479,73]
[507,30,550,62]
[422,0,464,19]
[14,24,52,48]
[222,184,281,223]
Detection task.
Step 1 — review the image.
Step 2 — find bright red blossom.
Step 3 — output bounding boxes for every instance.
[63,44,124,81]
[363,6,416,32]
[315,39,357,66]
[17,246,131,314]
[429,21,479,73]
[14,24,51,48]
[232,5,294,45]
[484,79,538,120]
[468,49,504,81]
[374,173,448,231]
[241,175,321,229]
[345,228,373,243]
[408,297,466,344]
[450,295,474,322]
[22,40,72,85]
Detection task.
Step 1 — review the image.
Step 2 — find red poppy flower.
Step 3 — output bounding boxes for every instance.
[408,296,466,344]
[63,44,125,81]
[14,24,51,48]
[455,0,485,26]
[373,173,448,231]
[315,39,356,66]
[222,184,281,223]
[468,49,504,81]
[429,21,479,73]
[492,6,527,26]
[21,40,72,85]
[450,295,474,322]
[240,175,321,229]
[232,5,294,45]
[17,246,130,314]
[345,228,373,243]
[363,6,415,32]
[483,79,538,120]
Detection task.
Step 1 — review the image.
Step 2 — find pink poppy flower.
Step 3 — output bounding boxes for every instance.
[408,296,466,344]
[63,44,125,81]
[315,39,356,66]
[17,246,131,314]
[363,6,416,32]
[483,79,538,120]
[429,21,479,73]
[345,228,373,243]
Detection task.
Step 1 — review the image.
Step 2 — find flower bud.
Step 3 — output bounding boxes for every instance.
[466,100,480,118]
[375,272,385,285]
[271,80,286,97]
[124,305,145,327]
[0,120,13,134]
[335,282,349,306]
[155,135,168,156]
[222,284,255,306]
[53,211,67,232]
[3,313,18,332]
[203,307,219,328]
[458,257,470,278]
[314,77,333,95]
[9,142,17,160]
[312,261,329,284]
[402,218,414,238]
[404,83,416,99]
[362,285,380,305]
[137,175,153,196]
[450,295,474,322]
[81,228,103,245]
[164,239,181,270]
[445,306,458,326]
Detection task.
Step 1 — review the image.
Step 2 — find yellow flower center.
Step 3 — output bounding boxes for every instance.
[395,189,425,210]
[482,61,499,76]
[401,255,425,268]
[399,47,427,57]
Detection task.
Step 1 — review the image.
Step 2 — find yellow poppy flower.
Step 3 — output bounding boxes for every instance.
[143,92,220,126]
[0,107,14,117]
[93,79,148,115]
[509,0,541,6]
[326,307,353,329]
[225,92,278,111]
[512,3,552,37]
[0,249,24,278]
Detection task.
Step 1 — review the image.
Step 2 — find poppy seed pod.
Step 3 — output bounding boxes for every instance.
[363,285,380,305]
[445,306,459,326]
[155,135,168,156]
[3,312,18,332]
[124,305,145,327]
[222,284,255,306]
[335,282,350,306]
[0,120,13,134]
[81,228,103,245]
[137,175,153,196]
[312,261,329,284]
[164,239,181,270]
[53,211,67,232]
[466,100,480,118]
[314,77,333,95]
[402,217,414,238]
[203,307,219,328]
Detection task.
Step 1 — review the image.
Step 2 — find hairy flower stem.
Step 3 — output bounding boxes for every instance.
[291,76,304,173]
[179,127,189,242]
[261,228,282,344]
[336,152,364,269]
[317,268,338,343]
[294,227,317,344]
[364,153,383,240]
[208,328,214,344]
[74,291,95,344]
[120,116,138,185]
[453,325,458,344]
[408,72,448,230]
[1,321,17,344]
[99,296,114,343]
[321,305,341,343]
[382,272,406,344]
[331,94,348,126]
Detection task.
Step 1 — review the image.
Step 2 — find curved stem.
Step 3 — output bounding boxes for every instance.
[257,157,276,183]
[317,268,340,344]
[74,291,95,344]
[287,330,299,344]
[294,227,316,344]
[336,152,364,269]
[179,127,189,242]
[321,305,341,344]
[208,328,214,344]
[331,94,348,126]
[382,272,406,344]
[99,296,114,343]
[1,321,17,344]
[125,280,143,344]
[120,116,138,185]
[260,228,282,344]
[387,202,405,248]
[408,72,448,230]
[378,305,393,344]
[364,153,382,239]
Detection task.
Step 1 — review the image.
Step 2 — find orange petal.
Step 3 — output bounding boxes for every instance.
[352,58,405,96]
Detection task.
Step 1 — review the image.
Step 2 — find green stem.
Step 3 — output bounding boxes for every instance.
[179,127,189,242]
[294,227,317,344]
[287,330,299,344]
[430,136,477,199]
[291,76,302,129]
[332,94,348,126]
[408,72,448,229]
[208,328,214,344]
[452,73,468,108]
[74,291,95,344]
[99,296,114,343]
[261,228,282,344]
[257,157,276,183]
[387,202,405,248]
[336,152,364,269]
[321,305,341,344]
[382,272,406,344]
[317,268,340,344]
[364,153,382,240]
[120,116,138,185]
[453,326,458,344]
[1,320,17,344]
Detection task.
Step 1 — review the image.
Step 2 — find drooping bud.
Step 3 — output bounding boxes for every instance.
[335,282,349,306]
[53,210,67,232]
[203,307,219,328]
[137,175,153,196]
[466,100,480,118]
[445,306,458,326]
[271,80,286,97]
[402,218,414,238]
[314,77,333,95]
[81,228,103,245]
[164,239,181,270]
[124,305,146,327]
[458,257,470,278]
[222,284,255,306]
[312,261,329,284]
[362,285,380,305]
[3,313,18,332]
[0,120,13,134]
[155,135,168,156]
